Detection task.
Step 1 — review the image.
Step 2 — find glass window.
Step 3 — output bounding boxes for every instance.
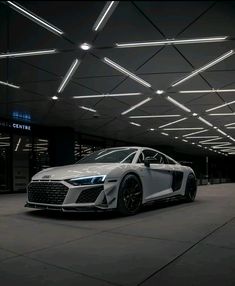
[77,148,138,164]
[33,137,50,174]
[137,149,168,164]
[0,132,11,192]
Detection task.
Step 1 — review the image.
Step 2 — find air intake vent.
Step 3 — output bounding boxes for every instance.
[76,186,103,203]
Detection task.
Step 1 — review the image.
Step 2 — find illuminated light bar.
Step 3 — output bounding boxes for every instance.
[7,1,64,35]
[163,127,204,131]
[158,117,187,129]
[0,49,57,59]
[212,142,232,149]
[57,59,80,93]
[209,113,235,116]
[186,136,219,139]
[130,122,141,127]
[129,114,180,119]
[226,126,235,129]
[199,137,222,144]
[182,139,188,143]
[93,1,119,31]
[225,122,235,127]
[73,92,141,99]
[198,116,213,127]
[115,36,227,48]
[166,96,191,112]
[179,89,235,94]
[14,137,21,152]
[206,100,235,112]
[183,129,208,137]
[161,132,169,136]
[171,50,234,87]
[103,57,151,88]
[121,97,152,115]
[79,106,97,113]
[0,80,20,89]
[217,128,228,136]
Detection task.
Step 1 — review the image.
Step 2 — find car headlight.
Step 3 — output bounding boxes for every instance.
[66,175,106,186]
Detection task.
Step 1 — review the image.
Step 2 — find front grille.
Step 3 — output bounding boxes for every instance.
[28,182,68,205]
[76,186,103,203]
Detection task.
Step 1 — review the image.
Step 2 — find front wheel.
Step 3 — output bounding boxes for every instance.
[117,174,143,216]
[184,173,197,202]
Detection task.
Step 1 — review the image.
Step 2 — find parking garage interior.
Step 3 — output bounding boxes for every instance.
[0,1,235,285]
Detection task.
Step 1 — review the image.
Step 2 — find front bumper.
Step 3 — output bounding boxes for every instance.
[25,180,118,212]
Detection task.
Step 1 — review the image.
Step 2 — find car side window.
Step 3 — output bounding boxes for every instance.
[153,153,166,164]
[166,157,176,165]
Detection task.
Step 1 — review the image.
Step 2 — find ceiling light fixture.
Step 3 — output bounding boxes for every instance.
[166,96,191,112]
[199,137,222,144]
[7,1,64,35]
[129,114,180,119]
[115,36,227,48]
[163,127,204,131]
[0,49,57,59]
[183,129,208,137]
[161,132,169,136]
[121,97,152,115]
[198,116,213,127]
[226,126,235,129]
[150,128,155,131]
[52,95,58,100]
[171,50,234,87]
[79,106,97,113]
[0,80,20,89]
[182,139,188,142]
[187,136,220,139]
[212,142,232,149]
[73,92,141,99]
[179,89,235,94]
[57,59,80,93]
[130,122,141,127]
[158,117,187,129]
[156,90,164,94]
[93,1,119,31]
[225,122,235,127]
[80,43,92,51]
[209,113,235,116]
[217,128,228,136]
[103,57,151,88]
[14,137,21,152]
[206,100,235,112]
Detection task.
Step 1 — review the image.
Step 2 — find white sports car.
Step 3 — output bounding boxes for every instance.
[25,147,197,215]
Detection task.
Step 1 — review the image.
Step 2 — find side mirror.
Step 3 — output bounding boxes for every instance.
[144,158,150,167]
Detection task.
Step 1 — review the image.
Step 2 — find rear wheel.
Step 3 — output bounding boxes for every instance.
[184,173,197,202]
[117,174,143,216]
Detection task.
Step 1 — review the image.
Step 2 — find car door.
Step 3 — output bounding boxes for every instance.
[138,149,173,201]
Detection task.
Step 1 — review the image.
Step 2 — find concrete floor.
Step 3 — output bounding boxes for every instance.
[0,184,234,286]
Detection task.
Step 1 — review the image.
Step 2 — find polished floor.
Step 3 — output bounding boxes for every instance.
[0,183,235,286]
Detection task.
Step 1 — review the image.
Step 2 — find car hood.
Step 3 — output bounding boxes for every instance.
[32,163,121,181]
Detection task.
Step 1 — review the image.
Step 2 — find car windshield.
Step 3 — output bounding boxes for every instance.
[76,148,138,164]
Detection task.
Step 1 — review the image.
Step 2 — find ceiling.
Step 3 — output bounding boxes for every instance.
[1,1,235,156]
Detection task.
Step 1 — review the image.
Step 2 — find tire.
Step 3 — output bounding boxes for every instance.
[117,174,143,216]
[184,173,197,202]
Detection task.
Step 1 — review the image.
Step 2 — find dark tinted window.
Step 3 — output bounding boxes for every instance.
[137,150,168,164]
